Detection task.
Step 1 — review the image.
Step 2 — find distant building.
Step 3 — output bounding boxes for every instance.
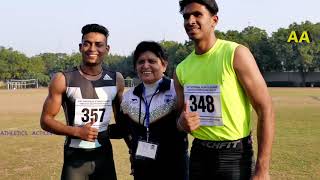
[263,72,320,87]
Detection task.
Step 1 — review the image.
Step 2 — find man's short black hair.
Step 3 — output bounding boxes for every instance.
[81,24,109,40]
[133,41,168,69]
[179,0,219,15]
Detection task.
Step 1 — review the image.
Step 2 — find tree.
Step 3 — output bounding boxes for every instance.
[1,21,320,87]
[271,21,320,85]
[242,26,280,72]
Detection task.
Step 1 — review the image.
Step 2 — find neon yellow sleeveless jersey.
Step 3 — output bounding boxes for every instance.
[176,39,252,141]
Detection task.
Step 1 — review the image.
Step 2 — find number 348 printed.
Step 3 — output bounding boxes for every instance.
[189,95,215,113]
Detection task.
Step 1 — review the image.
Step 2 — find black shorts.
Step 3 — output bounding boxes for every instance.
[61,140,117,180]
[189,135,255,180]
[133,149,189,180]
[132,137,189,180]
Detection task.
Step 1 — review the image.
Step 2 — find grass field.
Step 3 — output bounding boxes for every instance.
[0,88,319,180]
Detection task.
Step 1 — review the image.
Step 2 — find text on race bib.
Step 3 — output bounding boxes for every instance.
[189,95,215,113]
[75,99,112,131]
[81,108,106,122]
[184,85,223,126]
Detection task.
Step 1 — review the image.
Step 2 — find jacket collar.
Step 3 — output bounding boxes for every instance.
[133,76,171,97]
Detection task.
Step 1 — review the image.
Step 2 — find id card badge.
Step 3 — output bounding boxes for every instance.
[135,140,158,160]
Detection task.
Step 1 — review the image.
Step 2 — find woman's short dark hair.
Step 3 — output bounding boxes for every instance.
[133,41,168,69]
[179,0,219,15]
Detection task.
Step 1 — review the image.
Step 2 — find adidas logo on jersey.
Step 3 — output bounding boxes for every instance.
[103,74,113,80]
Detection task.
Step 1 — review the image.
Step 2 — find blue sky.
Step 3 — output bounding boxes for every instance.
[0,0,319,57]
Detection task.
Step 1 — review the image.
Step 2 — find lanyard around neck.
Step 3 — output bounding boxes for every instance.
[143,83,160,142]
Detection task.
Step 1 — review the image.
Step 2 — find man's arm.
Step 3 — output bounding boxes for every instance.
[173,70,200,133]
[114,72,125,113]
[40,72,98,142]
[173,71,185,113]
[112,72,125,121]
[233,45,275,179]
[108,72,125,139]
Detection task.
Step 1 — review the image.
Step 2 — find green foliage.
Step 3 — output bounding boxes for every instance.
[105,54,135,78]
[242,26,281,72]
[271,21,320,72]
[160,40,192,77]
[0,21,319,85]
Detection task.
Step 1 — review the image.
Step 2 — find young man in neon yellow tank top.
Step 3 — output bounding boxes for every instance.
[174,0,275,180]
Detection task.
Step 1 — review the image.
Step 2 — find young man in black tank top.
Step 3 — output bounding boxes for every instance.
[40,24,124,180]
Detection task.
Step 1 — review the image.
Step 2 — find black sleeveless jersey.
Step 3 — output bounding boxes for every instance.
[62,66,117,149]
